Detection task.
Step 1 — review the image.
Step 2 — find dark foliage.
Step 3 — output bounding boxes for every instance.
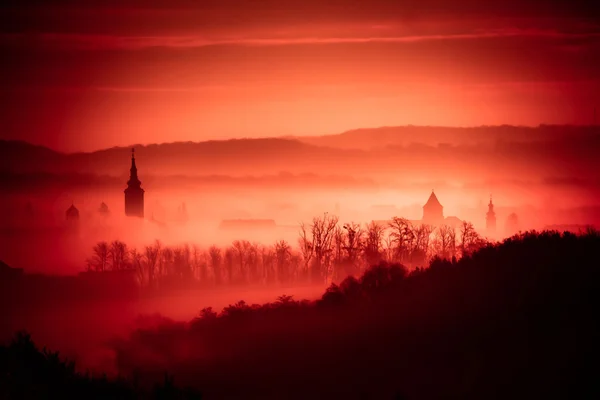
[110,231,600,399]
[3,231,599,399]
[0,332,202,400]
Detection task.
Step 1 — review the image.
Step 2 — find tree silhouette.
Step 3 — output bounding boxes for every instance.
[364,221,385,267]
[87,241,109,272]
[83,213,498,290]
[109,240,129,271]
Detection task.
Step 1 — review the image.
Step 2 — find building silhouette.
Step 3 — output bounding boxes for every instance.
[422,190,444,226]
[373,191,461,229]
[124,148,144,218]
[486,195,496,237]
[66,203,79,222]
[65,203,80,233]
[98,202,110,217]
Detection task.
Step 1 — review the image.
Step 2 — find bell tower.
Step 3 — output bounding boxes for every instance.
[124,148,145,218]
[486,194,496,237]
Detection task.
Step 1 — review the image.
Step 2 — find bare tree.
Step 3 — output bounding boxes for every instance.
[144,240,161,289]
[247,242,260,283]
[192,245,207,283]
[208,245,222,285]
[412,224,434,267]
[224,247,235,284]
[459,221,486,257]
[130,248,144,286]
[382,234,395,263]
[298,222,313,281]
[364,221,385,267]
[332,226,345,281]
[433,225,456,260]
[275,240,292,284]
[173,245,192,282]
[310,213,339,283]
[388,217,414,264]
[232,240,247,283]
[261,245,276,284]
[88,241,109,272]
[341,222,364,277]
[109,240,129,271]
[159,246,173,280]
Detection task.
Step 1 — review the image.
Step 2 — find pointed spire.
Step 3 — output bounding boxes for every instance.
[488,194,495,213]
[127,147,141,188]
[131,148,137,169]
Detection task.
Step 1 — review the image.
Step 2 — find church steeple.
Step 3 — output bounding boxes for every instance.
[124,147,145,218]
[486,194,496,237]
[127,148,141,188]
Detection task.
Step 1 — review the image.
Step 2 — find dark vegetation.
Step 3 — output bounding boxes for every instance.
[3,230,596,399]
[0,332,202,399]
[110,231,599,399]
[84,216,487,290]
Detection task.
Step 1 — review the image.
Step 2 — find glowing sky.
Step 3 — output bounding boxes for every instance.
[1,0,599,151]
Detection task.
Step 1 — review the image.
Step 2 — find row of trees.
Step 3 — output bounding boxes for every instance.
[86,214,489,289]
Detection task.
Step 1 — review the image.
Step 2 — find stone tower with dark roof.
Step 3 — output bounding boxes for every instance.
[124,148,144,218]
[422,190,444,226]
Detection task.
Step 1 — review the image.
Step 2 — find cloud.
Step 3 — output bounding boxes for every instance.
[2,28,599,51]
[2,0,599,148]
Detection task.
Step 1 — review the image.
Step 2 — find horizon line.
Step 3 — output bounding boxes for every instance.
[2,122,597,154]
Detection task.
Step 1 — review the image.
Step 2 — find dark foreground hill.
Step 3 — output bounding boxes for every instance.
[3,230,597,399]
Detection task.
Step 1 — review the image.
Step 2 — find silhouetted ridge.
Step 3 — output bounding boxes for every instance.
[0,332,202,399]
[104,231,599,399]
[2,126,599,179]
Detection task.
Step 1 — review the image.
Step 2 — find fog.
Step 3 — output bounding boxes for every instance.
[1,126,599,393]
[1,277,326,375]
[1,178,599,275]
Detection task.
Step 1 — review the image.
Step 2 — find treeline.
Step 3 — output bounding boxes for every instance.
[110,230,600,399]
[86,215,490,289]
[5,231,600,398]
[0,332,202,399]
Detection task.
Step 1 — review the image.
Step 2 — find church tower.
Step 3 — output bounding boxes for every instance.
[124,148,144,218]
[486,195,496,237]
[423,190,444,226]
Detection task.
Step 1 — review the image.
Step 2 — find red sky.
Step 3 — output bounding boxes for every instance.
[1,0,599,152]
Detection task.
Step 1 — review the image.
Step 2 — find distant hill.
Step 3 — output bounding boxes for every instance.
[1,125,598,181]
[294,124,600,149]
[0,137,358,176]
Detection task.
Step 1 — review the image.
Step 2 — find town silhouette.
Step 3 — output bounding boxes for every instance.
[2,0,600,398]
[2,134,599,399]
